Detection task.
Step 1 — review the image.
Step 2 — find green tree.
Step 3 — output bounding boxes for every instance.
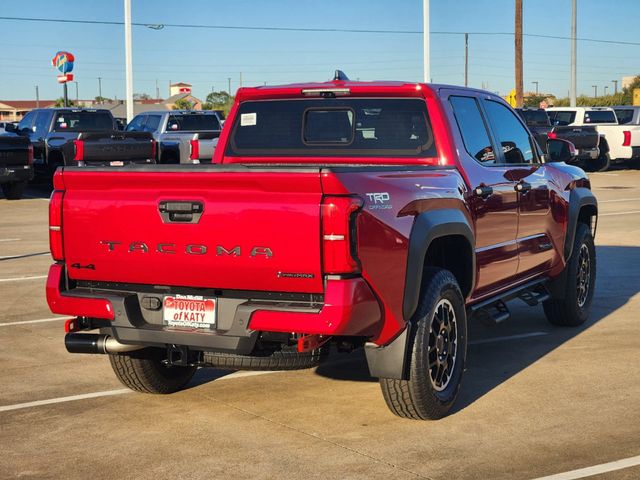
[523,94,550,108]
[54,97,76,107]
[133,93,151,100]
[206,91,232,107]
[173,98,194,110]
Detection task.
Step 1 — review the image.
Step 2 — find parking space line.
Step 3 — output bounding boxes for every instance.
[0,238,21,242]
[470,332,548,345]
[599,197,640,203]
[0,252,49,260]
[0,389,132,413]
[530,454,640,480]
[0,317,66,327]
[0,275,47,282]
[600,210,640,217]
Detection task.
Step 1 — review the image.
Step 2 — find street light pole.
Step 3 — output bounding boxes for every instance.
[464,33,469,87]
[35,85,39,108]
[570,0,577,107]
[532,81,539,94]
[423,0,430,82]
[612,80,618,95]
[124,0,134,122]
[74,81,79,102]
[98,77,102,102]
[228,77,231,95]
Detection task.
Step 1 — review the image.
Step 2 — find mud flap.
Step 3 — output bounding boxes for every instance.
[364,326,411,380]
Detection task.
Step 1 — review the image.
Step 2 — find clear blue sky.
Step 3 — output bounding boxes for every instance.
[1,0,639,101]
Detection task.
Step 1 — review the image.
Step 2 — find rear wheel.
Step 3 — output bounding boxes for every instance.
[1,181,26,200]
[588,152,610,172]
[543,223,595,327]
[109,351,197,394]
[379,268,467,420]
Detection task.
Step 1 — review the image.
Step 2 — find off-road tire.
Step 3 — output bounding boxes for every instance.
[203,344,327,371]
[543,223,596,327]
[1,181,26,200]
[380,268,467,420]
[109,352,197,394]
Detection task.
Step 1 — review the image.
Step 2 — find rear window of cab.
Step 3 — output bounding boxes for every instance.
[226,98,437,157]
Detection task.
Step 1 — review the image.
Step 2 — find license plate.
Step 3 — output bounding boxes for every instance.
[163,295,216,329]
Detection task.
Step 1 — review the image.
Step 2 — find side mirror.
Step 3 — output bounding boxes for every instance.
[4,123,16,133]
[546,138,577,163]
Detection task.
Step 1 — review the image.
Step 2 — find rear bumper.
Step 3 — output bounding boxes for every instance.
[46,263,382,354]
[0,164,34,183]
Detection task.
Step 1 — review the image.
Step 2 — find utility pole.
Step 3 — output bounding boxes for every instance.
[532,81,539,94]
[35,85,40,108]
[98,77,102,102]
[592,85,597,98]
[156,79,160,99]
[423,0,430,83]
[612,80,618,95]
[515,0,523,107]
[464,33,469,87]
[124,0,134,122]
[570,0,577,106]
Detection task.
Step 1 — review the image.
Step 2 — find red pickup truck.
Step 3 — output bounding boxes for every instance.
[47,76,598,420]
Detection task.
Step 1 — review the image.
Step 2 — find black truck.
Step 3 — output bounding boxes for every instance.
[0,135,34,199]
[6,108,155,178]
[516,108,602,163]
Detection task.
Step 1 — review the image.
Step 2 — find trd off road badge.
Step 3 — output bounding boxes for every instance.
[365,192,392,210]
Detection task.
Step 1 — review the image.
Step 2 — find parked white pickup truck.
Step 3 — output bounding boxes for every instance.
[547,106,640,171]
[125,110,222,164]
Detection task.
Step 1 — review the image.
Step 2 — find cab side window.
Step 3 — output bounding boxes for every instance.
[483,100,536,164]
[34,111,53,137]
[449,96,496,164]
[18,111,36,132]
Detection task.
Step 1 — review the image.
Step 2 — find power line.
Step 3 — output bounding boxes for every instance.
[1,16,640,46]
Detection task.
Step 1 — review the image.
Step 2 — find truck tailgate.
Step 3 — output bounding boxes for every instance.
[551,126,599,149]
[79,131,155,163]
[60,167,324,293]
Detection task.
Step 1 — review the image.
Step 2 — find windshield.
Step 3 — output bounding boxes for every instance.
[226,98,437,158]
[53,112,114,131]
[583,110,617,124]
[166,114,221,132]
[518,109,550,126]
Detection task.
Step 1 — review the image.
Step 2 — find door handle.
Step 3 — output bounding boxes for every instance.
[158,201,204,223]
[473,185,494,199]
[515,181,532,193]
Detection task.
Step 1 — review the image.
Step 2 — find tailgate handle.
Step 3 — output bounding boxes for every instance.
[158,201,204,223]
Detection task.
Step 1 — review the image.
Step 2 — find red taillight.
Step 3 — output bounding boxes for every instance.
[150,139,157,159]
[27,144,34,165]
[623,130,631,147]
[49,172,65,261]
[189,138,200,161]
[548,131,557,139]
[73,139,84,161]
[321,196,363,274]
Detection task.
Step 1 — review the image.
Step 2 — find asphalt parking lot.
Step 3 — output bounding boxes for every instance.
[1,168,639,480]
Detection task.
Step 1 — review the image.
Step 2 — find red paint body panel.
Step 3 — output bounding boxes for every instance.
[249,278,381,336]
[47,264,114,320]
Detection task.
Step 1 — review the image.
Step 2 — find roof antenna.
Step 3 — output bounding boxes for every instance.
[333,70,349,81]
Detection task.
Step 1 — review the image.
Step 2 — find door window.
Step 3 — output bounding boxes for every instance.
[143,115,161,133]
[483,100,536,164]
[33,111,53,137]
[449,96,496,164]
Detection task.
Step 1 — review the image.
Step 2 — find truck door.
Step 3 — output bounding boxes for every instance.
[448,95,519,297]
[481,99,558,278]
[33,110,54,163]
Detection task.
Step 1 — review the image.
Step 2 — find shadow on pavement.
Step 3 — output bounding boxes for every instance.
[314,245,640,413]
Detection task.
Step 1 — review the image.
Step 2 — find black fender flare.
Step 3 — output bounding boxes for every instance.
[365,209,475,380]
[565,187,598,260]
[402,209,475,321]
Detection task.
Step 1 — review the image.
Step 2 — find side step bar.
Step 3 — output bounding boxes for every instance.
[469,278,550,325]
